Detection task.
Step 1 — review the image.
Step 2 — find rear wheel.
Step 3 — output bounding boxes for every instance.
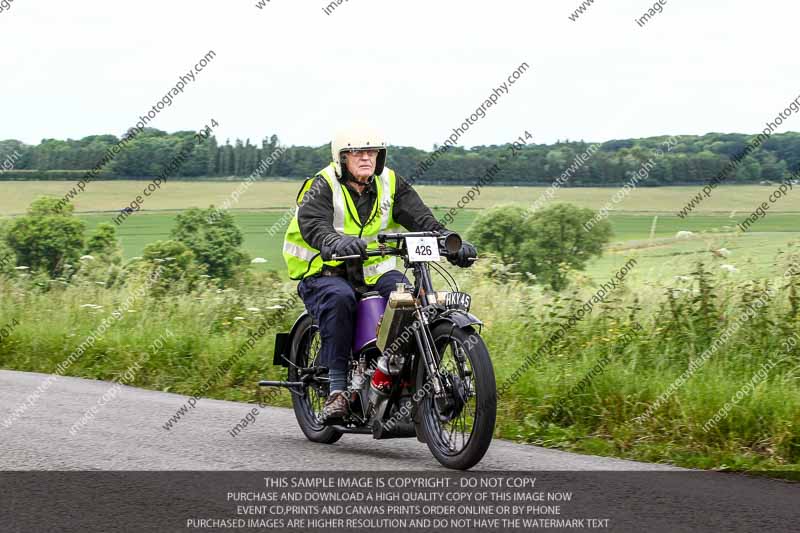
[289,315,342,444]
[416,323,496,470]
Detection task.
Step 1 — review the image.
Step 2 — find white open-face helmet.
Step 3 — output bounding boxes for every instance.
[331,122,387,179]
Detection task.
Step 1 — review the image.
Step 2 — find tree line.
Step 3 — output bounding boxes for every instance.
[1,129,799,185]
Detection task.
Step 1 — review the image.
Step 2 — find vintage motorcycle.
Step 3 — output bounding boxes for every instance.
[262,231,496,470]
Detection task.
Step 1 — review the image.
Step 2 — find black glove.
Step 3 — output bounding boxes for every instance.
[448,240,477,268]
[321,235,368,261]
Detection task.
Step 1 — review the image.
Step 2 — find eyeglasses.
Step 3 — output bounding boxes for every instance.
[344,148,380,157]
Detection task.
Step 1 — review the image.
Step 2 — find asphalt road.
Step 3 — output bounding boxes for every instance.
[0,369,671,471]
[1,370,798,533]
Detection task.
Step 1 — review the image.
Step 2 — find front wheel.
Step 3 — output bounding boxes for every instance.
[416,323,496,470]
[289,315,342,444]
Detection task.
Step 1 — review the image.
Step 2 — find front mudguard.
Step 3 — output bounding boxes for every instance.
[415,308,484,375]
[273,311,311,367]
[430,309,483,332]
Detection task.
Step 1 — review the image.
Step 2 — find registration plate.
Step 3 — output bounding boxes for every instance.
[406,236,441,262]
[445,292,472,312]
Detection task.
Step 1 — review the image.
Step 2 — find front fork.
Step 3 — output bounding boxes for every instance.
[412,305,445,395]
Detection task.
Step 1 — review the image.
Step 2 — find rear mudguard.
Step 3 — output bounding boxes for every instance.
[273,311,311,367]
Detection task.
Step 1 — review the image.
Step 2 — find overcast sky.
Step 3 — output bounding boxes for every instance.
[1,0,798,150]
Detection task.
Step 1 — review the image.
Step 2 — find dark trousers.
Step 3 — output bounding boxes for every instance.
[297,270,410,372]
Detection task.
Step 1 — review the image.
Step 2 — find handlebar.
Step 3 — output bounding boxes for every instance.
[332,231,467,261]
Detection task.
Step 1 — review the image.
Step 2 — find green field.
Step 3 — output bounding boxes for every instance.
[3,180,800,215]
[78,209,480,273]
[73,209,800,287]
[2,180,796,285]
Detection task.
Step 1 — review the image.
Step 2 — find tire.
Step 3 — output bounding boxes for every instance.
[416,323,496,470]
[289,315,342,444]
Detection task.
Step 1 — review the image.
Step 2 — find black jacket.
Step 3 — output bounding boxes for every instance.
[297,172,445,250]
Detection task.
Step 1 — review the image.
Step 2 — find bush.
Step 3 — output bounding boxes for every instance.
[85,223,122,262]
[5,197,86,276]
[521,204,612,290]
[464,205,528,264]
[171,207,248,284]
[136,240,205,296]
[468,203,612,290]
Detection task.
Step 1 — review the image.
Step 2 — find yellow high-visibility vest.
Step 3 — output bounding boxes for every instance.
[283,163,400,284]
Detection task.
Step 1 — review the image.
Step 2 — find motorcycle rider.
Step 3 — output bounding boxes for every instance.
[282,123,477,421]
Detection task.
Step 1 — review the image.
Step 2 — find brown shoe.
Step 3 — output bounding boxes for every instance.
[322,390,349,421]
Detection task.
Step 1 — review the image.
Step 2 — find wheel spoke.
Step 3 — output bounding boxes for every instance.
[298,327,327,426]
[423,332,483,457]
